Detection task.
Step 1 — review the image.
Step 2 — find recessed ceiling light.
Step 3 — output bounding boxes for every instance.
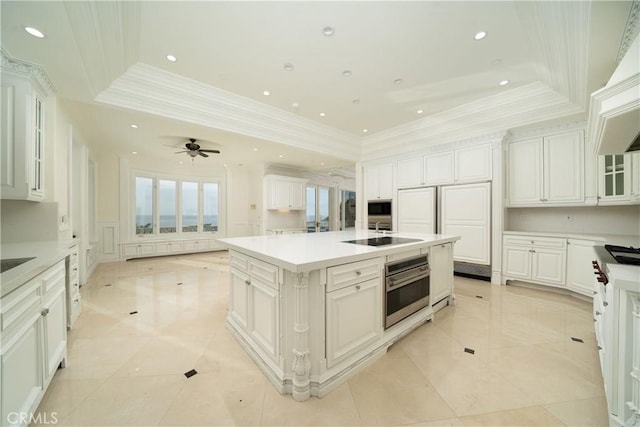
[474,31,487,40]
[394,78,404,85]
[499,79,510,86]
[491,58,502,66]
[179,161,184,164]
[342,70,352,77]
[130,124,138,129]
[263,90,270,96]
[320,162,325,166]
[362,129,369,133]
[132,151,137,155]
[292,101,300,109]
[25,26,45,38]
[279,154,284,158]
[352,99,360,104]
[322,26,335,36]
[417,109,424,114]
[320,112,326,117]
[166,54,177,62]
[253,148,258,151]
[284,63,294,71]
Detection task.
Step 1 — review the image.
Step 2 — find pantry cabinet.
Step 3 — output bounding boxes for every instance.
[265,175,306,210]
[228,252,280,363]
[364,162,393,200]
[507,130,584,206]
[1,66,51,202]
[502,235,566,287]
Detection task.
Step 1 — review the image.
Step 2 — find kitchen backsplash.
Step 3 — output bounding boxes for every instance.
[506,205,640,237]
[1,200,59,243]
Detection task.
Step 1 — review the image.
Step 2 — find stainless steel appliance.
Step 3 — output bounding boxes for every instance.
[384,254,430,328]
[368,200,392,231]
[604,244,640,265]
[342,236,422,247]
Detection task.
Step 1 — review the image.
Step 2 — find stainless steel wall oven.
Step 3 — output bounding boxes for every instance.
[368,200,392,231]
[384,254,430,328]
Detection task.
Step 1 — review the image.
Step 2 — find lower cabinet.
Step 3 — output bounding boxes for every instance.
[1,259,67,427]
[325,277,381,368]
[430,243,453,308]
[566,239,599,297]
[228,252,280,363]
[503,235,566,287]
[121,238,212,259]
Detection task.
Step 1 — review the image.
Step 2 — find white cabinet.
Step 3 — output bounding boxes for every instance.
[1,259,67,427]
[265,175,306,210]
[326,277,381,368]
[502,235,567,287]
[1,67,51,202]
[396,145,491,189]
[121,242,155,258]
[397,187,436,234]
[228,252,280,362]
[66,246,81,328]
[440,182,491,265]
[507,130,584,206]
[430,243,454,309]
[566,239,599,297]
[364,162,393,200]
[121,238,212,259]
[598,154,635,204]
[631,152,640,203]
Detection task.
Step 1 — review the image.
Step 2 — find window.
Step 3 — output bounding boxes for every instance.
[133,174,220,236]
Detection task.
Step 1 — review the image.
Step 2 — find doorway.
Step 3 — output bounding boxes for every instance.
[306,185,331,233]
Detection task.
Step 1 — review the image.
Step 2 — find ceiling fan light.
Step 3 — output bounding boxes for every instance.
[25,26,45,38]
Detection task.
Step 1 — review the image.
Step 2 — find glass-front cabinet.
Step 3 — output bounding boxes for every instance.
[599,154,632,203]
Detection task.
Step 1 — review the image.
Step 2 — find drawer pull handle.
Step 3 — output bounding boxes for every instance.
[355,285,361,290]
[355,271,362,276]
[603,301,608,307]
[74,299,79,304]
[245,279,251,286]
[598,346,602,351]
[595,311,601,316]
[41,308,49,317]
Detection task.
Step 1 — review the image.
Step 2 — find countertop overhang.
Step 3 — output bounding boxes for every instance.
[217,230,460,273]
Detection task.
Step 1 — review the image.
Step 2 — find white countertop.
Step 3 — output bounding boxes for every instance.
[504,230,640,247]
[217,230,460,272]
[1,239,78,298]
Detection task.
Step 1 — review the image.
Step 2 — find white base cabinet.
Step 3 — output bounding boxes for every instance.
[1,259,67,427]
[502,234,566,288]
[566,239,599,297]
[120,238,213,260]
[430,243,454,308]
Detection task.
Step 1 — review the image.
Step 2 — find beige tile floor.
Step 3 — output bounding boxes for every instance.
[34,251,609,426]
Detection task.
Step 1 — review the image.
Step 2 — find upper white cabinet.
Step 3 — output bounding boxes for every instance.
[1,64,52,202]
[597,153,640,205]
[507,130,584,206]
[364,162,393,200]
[396,145,491,189]
[264,175,306,210]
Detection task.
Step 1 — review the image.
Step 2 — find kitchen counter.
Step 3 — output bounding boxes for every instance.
[0,239,78,297]
[217,230,460,272]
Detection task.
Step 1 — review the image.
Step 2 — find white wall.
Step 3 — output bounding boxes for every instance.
[506,205,640,239]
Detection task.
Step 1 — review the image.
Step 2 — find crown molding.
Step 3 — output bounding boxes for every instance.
[618,0,640,62]
[0,48,56,95]
[505,120,586,142]
[96,62,362,162]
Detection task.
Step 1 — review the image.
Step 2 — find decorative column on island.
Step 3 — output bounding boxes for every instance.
[292,272,311,401]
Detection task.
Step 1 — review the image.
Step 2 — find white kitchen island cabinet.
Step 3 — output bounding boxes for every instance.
[218,230,459,401]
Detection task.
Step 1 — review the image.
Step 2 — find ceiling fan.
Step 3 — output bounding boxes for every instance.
[175,138,221,158]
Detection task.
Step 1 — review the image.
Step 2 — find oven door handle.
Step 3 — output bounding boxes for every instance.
[387,268,429,291]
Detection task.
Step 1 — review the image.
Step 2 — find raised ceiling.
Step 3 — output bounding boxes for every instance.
[0,1,634,169]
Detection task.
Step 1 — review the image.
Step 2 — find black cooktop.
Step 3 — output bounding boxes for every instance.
[605,245,640,266]
[342,237,423,247]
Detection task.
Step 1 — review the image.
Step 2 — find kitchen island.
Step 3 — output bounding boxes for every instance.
[217,230,459,401]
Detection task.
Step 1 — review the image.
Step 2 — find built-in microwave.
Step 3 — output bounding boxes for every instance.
[368,200,392,231]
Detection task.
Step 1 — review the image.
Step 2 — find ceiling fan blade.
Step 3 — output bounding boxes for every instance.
[174,150,188,154]
[198,151,209,158]
[199,149,220,154]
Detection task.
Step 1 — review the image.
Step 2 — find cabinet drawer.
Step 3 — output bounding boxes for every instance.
[503,235,566,249]
[1,279,41,332]
[42,260,65,294]
[387,249,421,263]
[230,252,249,271]
[327,258,381,292]
[249,259,279,290]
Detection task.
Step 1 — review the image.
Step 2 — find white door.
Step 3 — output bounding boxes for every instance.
[249,279,279,362]
[397,187,436,234]
[531,248,566,286]
[440,182,491,265]
[566,239,597,297]
[508,138,543,205]
[502,245,532,279]
[544,131,584,203]
[430,243,453,306]
[424,152,454,185]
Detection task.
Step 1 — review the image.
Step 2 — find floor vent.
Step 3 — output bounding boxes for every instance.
[454,261,491,281]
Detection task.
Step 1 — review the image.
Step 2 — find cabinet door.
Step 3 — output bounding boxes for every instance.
[364,166,381,200]
[42,285,67,381]
[364,163,393,200]
[396,157,424,188]
[430,243,453,306]
[440,183,491,265]
[631,152,640,202]
[424,152,454,185]
[378,163,393,199]
[455,144,491,182]
[566,240,597,297]
[544,131,584,203]
[272,180,290,209]
[508,138,543,205]
[1,312,43,425]
[249,279,279,361]
[503,245,531,279]
[599,154,631,203]
[531,248,566,286]
[229,268,250,330]
[30,94,45,200]
[288,182,305,210]
[326,278,381,368]
[397,187,436,234]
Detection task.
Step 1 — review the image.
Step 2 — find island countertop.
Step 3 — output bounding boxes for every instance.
[217,230,460,272]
